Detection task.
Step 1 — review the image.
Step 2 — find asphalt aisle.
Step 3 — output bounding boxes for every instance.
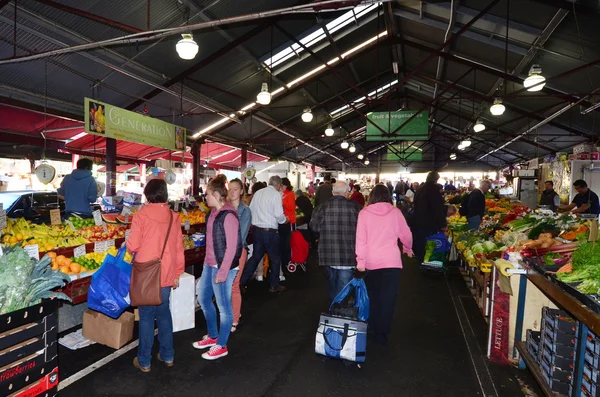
[59,254,533,397]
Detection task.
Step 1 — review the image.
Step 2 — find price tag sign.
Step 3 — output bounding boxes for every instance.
[125,229,131,240]
[50,209,61,226]
[73,245,86,258]
[182,208,188,216]
[174,200,180,212]
[184,220,190,231]
[121,206,133,216]
[65,220,76,232]
[106,239,115,249]
[0,210,6,229]
[94,241,108,253]
[93,210,103,226]
[24,244,39,260]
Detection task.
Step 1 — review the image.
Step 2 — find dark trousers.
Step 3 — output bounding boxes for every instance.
[279,223,292,267]
[324,267,354,303]
[241,228,281,289]
[366,268,401,345]
[412,226,439,263]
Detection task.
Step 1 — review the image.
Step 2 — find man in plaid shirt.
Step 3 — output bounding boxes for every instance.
[310,181,362,302]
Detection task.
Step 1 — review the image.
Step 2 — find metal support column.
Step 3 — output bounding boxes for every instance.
[105,138,117,196]
[241,145,248,185]
[191,141,201,196]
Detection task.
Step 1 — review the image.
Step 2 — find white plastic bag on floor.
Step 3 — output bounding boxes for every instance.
[171,272,195,333]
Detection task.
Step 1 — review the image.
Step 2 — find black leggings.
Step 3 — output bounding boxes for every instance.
[366,268,401,344]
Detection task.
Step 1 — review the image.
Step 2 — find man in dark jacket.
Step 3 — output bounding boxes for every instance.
[314,175,333,208]
[310,181,362,302]
[412,171,447,262]
[539,181,560,210]
[57,158,98,216]
[467,180,491,230]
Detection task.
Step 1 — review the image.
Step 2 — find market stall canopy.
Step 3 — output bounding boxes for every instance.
[97,165,136,173]
[0,104,84,141]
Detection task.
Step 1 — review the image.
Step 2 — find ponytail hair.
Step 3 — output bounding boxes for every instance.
[208,174,228,200]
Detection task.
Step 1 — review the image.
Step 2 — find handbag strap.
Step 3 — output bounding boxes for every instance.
[160,210,173,259]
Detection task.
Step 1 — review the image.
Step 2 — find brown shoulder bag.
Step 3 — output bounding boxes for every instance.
[130,211,173,306]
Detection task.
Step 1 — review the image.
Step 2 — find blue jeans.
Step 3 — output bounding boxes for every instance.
[241,228,282,289]
[198,265,238,347]
[467,215,482,230]
[138,287,173,368]
[324,267,354,302]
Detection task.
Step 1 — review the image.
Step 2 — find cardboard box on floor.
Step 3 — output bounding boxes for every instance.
[82,310,134,349]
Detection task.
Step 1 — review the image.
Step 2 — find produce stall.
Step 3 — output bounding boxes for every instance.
[448,196,600,396]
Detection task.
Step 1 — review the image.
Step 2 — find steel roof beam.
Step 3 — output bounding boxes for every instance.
[34,0,143,33]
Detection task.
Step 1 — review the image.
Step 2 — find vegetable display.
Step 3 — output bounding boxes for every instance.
[0,246,72,314]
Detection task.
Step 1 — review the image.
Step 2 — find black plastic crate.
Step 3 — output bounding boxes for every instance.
[0,301,57,334]
[542,346,575,371]
[541,357,574,383]
[544,322,577,347]
[584,363,600,385]
[583,375,600,397]
[589,335,600,356]
[586,350,600,370]
[543,307,579,335]
[542,369,571,395]
[543,334,576,359]
[0,339,57,388]
[0,358,57,397]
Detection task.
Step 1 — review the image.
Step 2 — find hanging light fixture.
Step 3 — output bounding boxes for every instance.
[473,119,486,133]
[349,144,356,153]
[523,64,545,92]
[341,140,349,149]
[461,140,472,148]
[450,153,457,160]
[490,98,505,116]
[325,123,334,137]
[301,107,313,122]
[256,83,271,105]
[458,143,465,151]
[364,158,370,165]
[357,154,364,160]
[176,34,199,60]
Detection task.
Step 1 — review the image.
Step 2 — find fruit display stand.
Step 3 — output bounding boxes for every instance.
[0,300,59,397]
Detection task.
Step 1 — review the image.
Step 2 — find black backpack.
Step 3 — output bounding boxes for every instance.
[459,192,470,217]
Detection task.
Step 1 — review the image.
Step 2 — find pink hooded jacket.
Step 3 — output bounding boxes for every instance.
[355,202,413,271]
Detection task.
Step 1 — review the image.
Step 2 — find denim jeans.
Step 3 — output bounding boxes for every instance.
[467,215,482,230]
[241,228,282,289]
[198,265,238,347]
[138,287,173,368]
[324,267,354,302]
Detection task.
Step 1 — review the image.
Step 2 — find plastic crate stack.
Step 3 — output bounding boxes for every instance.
[540,307,578,396]
[0,300,59,397]
[526,329,541,363]
[580,329,600,397]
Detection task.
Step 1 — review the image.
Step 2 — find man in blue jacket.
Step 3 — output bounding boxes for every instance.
[58,158,98,217]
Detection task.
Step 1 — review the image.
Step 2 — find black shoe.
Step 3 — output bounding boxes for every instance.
[269,285,288,293]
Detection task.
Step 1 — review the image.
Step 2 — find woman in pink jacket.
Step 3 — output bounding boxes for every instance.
[356,184,413,345]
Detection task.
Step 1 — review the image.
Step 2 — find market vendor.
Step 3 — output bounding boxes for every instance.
[539,180,560,211]
[57,158,98,217]
[558,179,600,215]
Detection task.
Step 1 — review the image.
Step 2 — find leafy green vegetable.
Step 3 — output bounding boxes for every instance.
[472,243,485,255]
[482,240,497,253]
[527,222,558,240]
[544,252,561,266]
[572,242,600,271]
[424,240,436,262]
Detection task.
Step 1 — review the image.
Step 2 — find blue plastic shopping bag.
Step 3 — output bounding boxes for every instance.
[88,247,133,319]
[329,278,370,322]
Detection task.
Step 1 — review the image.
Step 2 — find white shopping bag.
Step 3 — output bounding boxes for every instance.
[170,272,195,332]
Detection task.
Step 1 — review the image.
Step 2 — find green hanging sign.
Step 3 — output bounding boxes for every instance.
[84,98,186,151]
[387,143,423,161]
[366,110,429,141]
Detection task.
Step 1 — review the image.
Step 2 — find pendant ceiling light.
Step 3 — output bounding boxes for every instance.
[325,123,334,137]
[349,143,356,153]
[364,158,370,165]
[256,83,271,105]
[357,154,364,160]
[490,98,505,116]
[301,107,313,123]
[473,119,485,133]
[176,34,199,60]
[450,153,457,160]
[461,140,472,148]
[341,140,349,149]
[523,64,546,92]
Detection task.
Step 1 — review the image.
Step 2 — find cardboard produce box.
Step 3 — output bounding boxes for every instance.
[82,310,134,349]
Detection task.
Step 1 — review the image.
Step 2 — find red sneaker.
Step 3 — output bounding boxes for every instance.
[202,345,228,360]
[192,335,217,350]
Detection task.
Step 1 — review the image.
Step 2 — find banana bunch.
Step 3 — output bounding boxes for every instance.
[494,259,515,277]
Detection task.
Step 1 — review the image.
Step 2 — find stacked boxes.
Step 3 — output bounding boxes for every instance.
[0,300,59,397]
[526,329,541,363]
[580,330,600,397]
[540,307,578,396]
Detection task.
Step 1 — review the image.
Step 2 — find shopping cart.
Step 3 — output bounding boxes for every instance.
[420,232,451,273]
